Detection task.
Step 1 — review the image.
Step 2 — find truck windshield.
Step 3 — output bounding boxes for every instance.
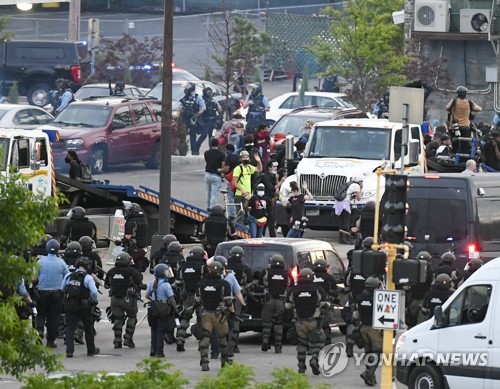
[307,126,391,160]
[53,105,113,127]
[0,138,9,171]
[271,115,324,137]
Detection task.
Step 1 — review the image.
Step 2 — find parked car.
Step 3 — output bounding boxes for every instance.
[0,104,53,129]
[0,40,91,106]
[37,98,177,173]
[214,238,347,333]
[267,91,357,123]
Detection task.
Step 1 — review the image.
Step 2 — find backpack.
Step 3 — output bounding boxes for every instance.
[64,271,89,304]
[80,163,93,182]
[334,181,354,201]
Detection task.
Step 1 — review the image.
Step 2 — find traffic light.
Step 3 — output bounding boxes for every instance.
[352,249,387,277]
[381,175,407,244]
[393,258,428,286]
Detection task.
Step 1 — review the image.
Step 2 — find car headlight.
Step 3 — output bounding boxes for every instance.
[66,139,84,150]
[362,191,375,199]
[395,334,406,352]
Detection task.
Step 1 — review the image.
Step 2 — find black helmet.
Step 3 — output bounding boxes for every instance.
[79,236,94,252]
[123,201,142,219]
[184,82,196,94]
[365,276,379,289]
[168,241,183,254]
[154,263,169,278]
[162,234,177,248]
[362,237,374,249]
[55,78,65,89]
[75,257,91,270]
[441,252,456,264]
[116,252,131,266]
[230,246,244,258]
[214,255,228,268]
[434,273,451,289]
[250,82,261,96]
[65,241,82,256]
[203,87,213,98]
[314,258,328,270]
[46,239,60,254]
[416,251,432,261]
[468,258,483,272]
[39,234,53,247]
[456,86,467,98]
[299,268,314,280]
[210,204,225,216]
[190,245,205,257]
[70,206,86,219]
[208,261,223,274]
[115,81,125,92]
[270,254,285,268]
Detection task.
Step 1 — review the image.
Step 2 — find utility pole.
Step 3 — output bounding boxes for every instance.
[68,0,81,41]
[158,0,174,235]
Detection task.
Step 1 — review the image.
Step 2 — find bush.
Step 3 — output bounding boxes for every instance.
[8,81,18,104]
[176,117,189,156]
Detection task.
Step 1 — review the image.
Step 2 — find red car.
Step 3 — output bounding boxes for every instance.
[38,98,178,173]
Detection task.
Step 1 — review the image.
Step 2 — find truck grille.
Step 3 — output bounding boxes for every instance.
[300,174,347,200]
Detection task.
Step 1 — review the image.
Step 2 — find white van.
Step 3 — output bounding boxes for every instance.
[395,257,500,389]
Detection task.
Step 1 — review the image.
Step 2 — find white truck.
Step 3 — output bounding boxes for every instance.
[275,118,426,233]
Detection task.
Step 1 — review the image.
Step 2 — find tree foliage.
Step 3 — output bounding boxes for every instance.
[0,15,14,42]
[308,0,406,110]
[88,34,164,88]
[0,171,62,379]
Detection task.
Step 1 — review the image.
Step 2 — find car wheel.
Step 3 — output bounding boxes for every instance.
[408,364,443,389]
[91,148,107,174]
[27,83,51,107]
[146,142,160,169]
[279,224,290,237]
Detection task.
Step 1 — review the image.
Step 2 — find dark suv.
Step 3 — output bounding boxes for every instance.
[0,41,91,106]
[38,98,176,173]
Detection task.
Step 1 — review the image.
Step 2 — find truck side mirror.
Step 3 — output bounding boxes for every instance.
[405,140,419,166]
[433,305,447,328]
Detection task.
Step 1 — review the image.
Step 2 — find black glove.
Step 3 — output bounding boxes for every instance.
[114,239,122,246]
[139,283,147,290]
[28,301,36,308]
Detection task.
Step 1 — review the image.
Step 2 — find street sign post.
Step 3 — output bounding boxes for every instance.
[373,290,401,330]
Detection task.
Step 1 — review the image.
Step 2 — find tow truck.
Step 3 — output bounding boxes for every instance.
[1,129,250,244]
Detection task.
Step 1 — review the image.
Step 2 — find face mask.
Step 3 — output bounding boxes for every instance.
[65,157,70,163]
[257,191,265,197]
[271,169,277,174]
[242,159,249,164]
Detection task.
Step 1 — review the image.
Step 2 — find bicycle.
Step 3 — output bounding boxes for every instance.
[220,188,246,226]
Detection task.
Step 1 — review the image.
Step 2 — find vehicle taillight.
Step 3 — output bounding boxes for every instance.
[70,65,81,82]
[468,243,480,260]
[290,266,298,285]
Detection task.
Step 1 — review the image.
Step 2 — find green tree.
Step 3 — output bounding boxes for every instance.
[308,0,406,111]
[0,15,14,42]
[8,81,19,104]
[0,171,62,379]
[206,6,271,116]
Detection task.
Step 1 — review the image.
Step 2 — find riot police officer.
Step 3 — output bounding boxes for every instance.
[259,254,290,353]
[149,234,178,273]
[199,86,222,150]
[435,252,455,279]
[354,276,382,387]
[176,245,206,351]
[459,258,483,286]
[179,82,206,156]
[420,273,454,321]
[35,239,69,348]
[30,234,52,258]
[145,263,177,358]
[242,82,270,134]
[285,268,327,375]
[79,236,105,280]
[122,202,149,273]
[61,257,99,358]
[227,246,251,353]
[201,204,235,257]
[407,251,433,328]
[195,260,233,371]
[104,252,143,349]
[312,258,339,345]
[60,206,97,245]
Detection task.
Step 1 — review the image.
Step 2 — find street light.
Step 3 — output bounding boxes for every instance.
[16,3,32,11]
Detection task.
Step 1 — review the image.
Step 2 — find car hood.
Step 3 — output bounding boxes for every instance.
[37,123,95,139]
[297,157,383,176]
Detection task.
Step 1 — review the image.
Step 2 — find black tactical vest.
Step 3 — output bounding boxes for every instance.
[109,266,133,299]
[181,257,204,292]
[199,276,225,311]
[180,94,200,120]
[63,255,79,273]
[350,273,366,298]
[204,215,228,245]
[64,271,89,302]
[265,268,288,298]
[68,218,95,241]
[127,215,149,248]
[425,287,454,316]
[410,267,433,300]
[357,289,374,325]
[203,98,218,119]
[313,271,335,294]
[293,281,319,319]
[248,94,264,113]
[228,257,245,285]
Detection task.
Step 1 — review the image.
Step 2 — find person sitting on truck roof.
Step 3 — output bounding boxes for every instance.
[65,151,82,180]
[435,134,452,157]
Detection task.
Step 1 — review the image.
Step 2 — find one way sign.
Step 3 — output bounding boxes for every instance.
[372,290,401,330]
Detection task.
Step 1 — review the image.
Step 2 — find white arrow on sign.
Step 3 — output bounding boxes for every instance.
[372,290,401,330]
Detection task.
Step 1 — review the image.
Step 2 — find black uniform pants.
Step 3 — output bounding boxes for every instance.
[149,313,173,356]
[36,290,63,342]
[111,296,138,344]
[65,304,96,355]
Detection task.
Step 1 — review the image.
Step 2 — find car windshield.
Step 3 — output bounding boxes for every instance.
[307,126,391,159]
[74,87,110,100]
[271,115,325,137]
[147,83,190,110]
[0,109,9,120]
[334,96,356,108]
[0,138,8,170]
[53,105,113,127]
[173,69,199,81]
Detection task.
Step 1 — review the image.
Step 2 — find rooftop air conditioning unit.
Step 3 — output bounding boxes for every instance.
[460,9,491,33]
[414,0,450,32]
